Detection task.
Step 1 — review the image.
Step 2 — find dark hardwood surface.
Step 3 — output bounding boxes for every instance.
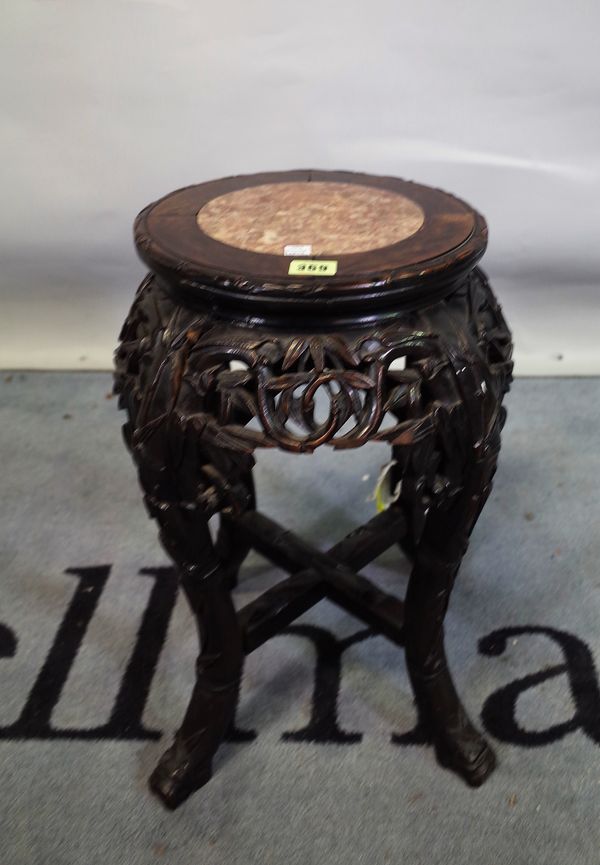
[134,170,488,318]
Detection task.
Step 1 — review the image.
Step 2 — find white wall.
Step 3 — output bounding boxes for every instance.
[2,0,599,374]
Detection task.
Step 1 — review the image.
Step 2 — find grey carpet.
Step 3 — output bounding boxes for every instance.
[1,373,599,865]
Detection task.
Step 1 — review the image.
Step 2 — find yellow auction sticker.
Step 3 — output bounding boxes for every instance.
[288,259,338,276]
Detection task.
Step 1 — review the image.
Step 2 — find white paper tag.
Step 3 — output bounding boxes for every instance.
[284,244,312,256]
[369,460,401,512]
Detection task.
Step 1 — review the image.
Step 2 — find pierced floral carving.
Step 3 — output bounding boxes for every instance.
[114,268,512,521]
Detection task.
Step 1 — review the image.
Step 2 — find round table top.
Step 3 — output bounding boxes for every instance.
[134,170,487,318]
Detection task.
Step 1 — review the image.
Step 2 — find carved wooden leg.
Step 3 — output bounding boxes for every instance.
[147,505,243,809]
[215,469,256,589]
[403,429,502,786]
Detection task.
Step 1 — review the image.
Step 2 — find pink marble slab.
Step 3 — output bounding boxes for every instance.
[196,181,425,256]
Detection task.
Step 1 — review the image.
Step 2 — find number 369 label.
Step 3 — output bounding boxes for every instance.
[288,259,338,276]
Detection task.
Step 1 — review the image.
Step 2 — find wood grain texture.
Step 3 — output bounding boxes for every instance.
[134,170,486,316]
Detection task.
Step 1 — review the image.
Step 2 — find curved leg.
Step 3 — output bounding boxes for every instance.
[404,551,495,785]
[147,503,243,809]
[389,449,417,565]
[114,276,258,807]
[403,426,502,786]
[215,469,256,590]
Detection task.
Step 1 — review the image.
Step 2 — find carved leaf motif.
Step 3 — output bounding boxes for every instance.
[387,367,420,384]
[216,369,254,389]
[188,364,222,398]
[212,424,268,452]
[389,416,434,446]
[132,411,169,445]
[339,371,376,389]
[309,338,325,372]
[418,357,449,381]
[228,387,259,418]
[407,380,422,409]
[384,385,408,412]
[169,321,204,350]
[265,372,313,392]
[188,412,212,434]
[254,340,284,364]
[324,335,361,367]
[218,390,234,423]
[168,351,186,404]
[282,338,309,370]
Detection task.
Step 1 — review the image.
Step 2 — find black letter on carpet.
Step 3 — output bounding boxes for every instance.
[479,625,600,746]
[0,567,180,741]
[280,625,373,744]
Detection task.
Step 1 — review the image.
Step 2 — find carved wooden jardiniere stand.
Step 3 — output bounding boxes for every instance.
[114,170,513,809]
